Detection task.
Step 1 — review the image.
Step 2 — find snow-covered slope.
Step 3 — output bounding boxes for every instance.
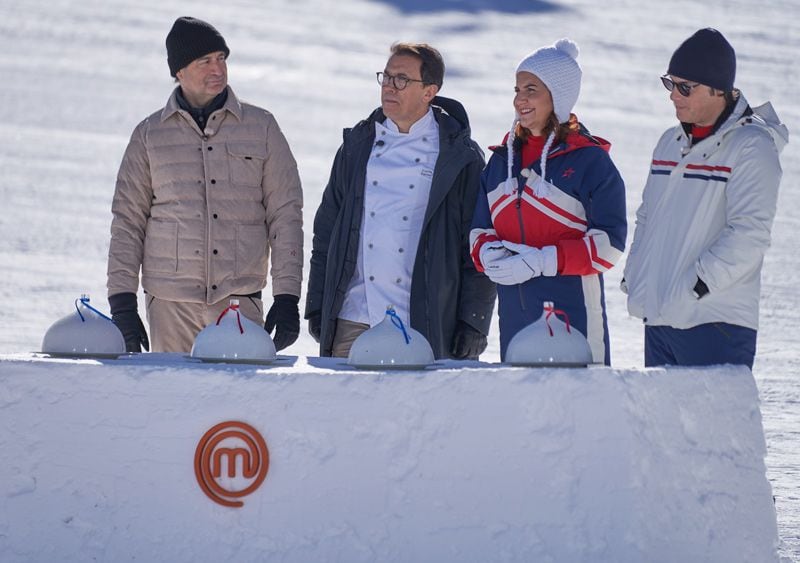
[0,0,797,557]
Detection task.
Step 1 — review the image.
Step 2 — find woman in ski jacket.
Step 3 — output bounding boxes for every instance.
[470,39,626,363]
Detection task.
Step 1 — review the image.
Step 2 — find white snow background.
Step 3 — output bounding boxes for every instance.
[0,0,797,559]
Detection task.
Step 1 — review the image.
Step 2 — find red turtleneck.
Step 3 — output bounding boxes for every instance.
[521,135,546,169]
[691,124,713,141]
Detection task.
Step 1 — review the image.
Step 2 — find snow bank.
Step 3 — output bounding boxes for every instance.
[0,355,778,562]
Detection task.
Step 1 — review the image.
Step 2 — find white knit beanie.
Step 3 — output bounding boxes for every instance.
[515,38,582,124]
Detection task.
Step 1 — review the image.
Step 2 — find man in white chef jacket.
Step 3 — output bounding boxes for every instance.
[306,42,496,358]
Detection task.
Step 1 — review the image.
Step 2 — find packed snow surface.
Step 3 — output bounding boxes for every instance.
[0,355,780,562]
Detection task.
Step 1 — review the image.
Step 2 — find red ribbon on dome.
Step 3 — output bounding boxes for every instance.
[216,303,244,334]
[544,303,572,336]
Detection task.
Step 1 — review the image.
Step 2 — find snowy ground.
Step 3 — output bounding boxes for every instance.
[0,0,797,558]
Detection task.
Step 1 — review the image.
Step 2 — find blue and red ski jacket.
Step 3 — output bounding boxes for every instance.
[470,125,627,363]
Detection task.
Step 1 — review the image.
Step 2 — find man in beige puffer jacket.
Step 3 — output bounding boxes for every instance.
[107,17,303,353]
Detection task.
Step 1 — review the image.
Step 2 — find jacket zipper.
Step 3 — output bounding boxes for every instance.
[514,163,527,310]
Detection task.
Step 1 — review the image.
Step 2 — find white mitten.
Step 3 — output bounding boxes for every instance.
[479,240,511,268]
[502,241,558,277]
[484,245,543,285]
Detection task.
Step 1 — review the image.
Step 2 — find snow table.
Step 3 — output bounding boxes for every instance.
[0,354,779,562]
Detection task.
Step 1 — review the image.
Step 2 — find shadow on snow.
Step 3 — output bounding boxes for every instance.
[369,0,566,15]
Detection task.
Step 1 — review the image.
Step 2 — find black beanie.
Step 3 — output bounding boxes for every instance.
[667,28,736,92]
[166,17,230,77]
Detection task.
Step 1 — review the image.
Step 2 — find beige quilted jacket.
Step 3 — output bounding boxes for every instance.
[107,87,303,304]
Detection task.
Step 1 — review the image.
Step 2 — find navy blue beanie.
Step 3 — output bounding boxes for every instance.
[667,28,736,92]
[166,17,230,77]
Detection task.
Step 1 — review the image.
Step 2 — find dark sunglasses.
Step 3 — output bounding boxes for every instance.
[660,75,702,97]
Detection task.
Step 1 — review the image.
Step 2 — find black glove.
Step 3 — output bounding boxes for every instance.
[264,294,300,351]
[308,312,321,343]
[109,292,150,353]
[451,320,487,360]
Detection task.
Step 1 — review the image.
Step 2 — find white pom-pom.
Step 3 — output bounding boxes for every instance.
[555,38,579,60]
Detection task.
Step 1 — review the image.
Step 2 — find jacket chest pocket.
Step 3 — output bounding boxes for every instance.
[227,142,267,187]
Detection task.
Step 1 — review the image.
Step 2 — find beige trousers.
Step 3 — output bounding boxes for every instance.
[331,318,370,358]
[145,295,264,353]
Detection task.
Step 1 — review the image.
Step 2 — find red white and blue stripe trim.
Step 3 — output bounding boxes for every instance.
[650,159,732,182]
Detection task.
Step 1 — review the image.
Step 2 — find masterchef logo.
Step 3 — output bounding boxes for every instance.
[194,421,269,507]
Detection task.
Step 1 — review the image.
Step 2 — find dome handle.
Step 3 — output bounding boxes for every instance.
[544,303,572,336]
[386,307,411,345]
[216,302,244,334]
[74,296,113,323]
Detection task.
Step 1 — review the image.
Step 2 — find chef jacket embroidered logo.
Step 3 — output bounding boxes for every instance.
[194,421,269,507]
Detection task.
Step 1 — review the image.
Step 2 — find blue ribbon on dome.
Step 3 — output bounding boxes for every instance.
[386,307,411,345]
[75,296,113,322]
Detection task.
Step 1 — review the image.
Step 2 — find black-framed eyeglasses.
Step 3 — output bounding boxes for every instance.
[376,71,426,91]
[661,75,702,97]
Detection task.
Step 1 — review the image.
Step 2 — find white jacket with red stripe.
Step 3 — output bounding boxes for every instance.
[624,94,788,330]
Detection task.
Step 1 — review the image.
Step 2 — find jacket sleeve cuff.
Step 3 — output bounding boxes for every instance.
[108,292,138,314]
[541,246,558,277]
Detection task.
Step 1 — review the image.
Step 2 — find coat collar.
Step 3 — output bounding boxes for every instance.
[489,124,612,163]
[344,97,474,151]
[160,85,244,124]
[675,92,788,157]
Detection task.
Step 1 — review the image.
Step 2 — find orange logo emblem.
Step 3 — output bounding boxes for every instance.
[194,421,270,507]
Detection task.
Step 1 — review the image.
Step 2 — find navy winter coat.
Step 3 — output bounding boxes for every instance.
[306,97,496,358]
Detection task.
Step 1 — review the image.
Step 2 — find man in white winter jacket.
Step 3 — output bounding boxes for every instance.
[623,28,788,368]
